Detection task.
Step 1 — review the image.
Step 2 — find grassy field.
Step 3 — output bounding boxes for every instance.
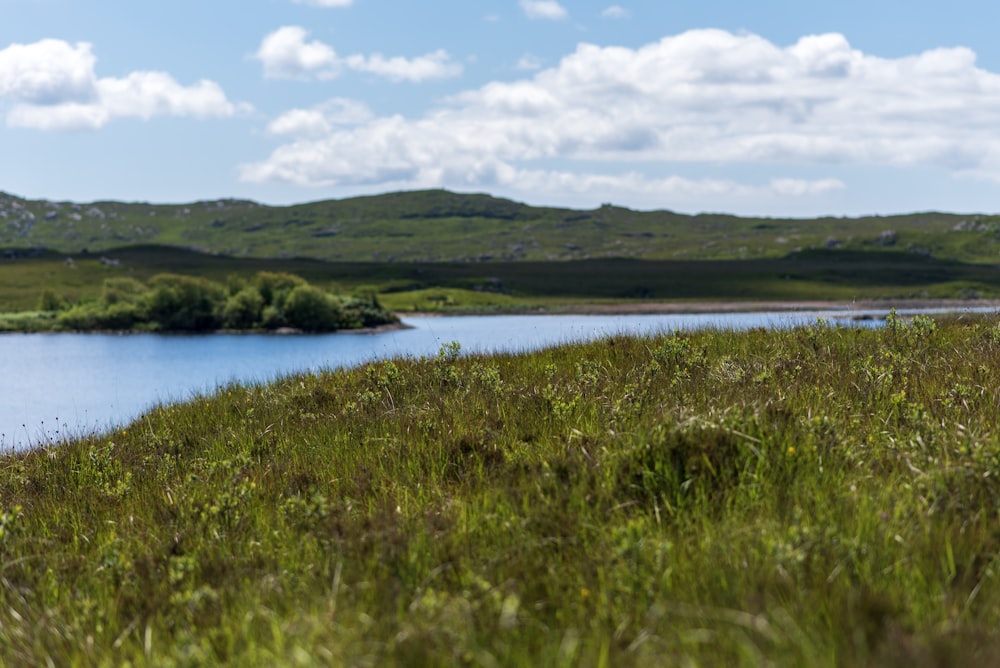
[3,315,1000,664]
[3,188,1000,264]
[2,244,1000,315]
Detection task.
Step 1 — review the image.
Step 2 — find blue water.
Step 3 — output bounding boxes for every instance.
[0,308,985,449]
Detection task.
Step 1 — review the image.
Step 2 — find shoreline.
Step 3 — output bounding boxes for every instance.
[0,319,411,336]
[395,298,1000,318]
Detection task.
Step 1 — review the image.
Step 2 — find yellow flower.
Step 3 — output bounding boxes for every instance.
[786,446,796,456]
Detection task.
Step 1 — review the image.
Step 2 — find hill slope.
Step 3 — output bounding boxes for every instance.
[2,189,999,264]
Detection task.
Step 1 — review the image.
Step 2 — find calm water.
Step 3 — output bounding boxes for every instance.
[0,309,985,449]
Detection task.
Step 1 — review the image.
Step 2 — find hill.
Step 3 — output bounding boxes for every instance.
[2,189,999,264]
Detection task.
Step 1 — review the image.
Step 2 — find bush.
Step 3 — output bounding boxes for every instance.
[260,305,286,330]
[144,274,225,331]
[254,272,306,310]
[36,271,393,333]
[283,285,338,331]
[222,287,264,330]
[57,301,145,330]
[37,289,67,312]
[101,277,146,307]
[341,294,396,328]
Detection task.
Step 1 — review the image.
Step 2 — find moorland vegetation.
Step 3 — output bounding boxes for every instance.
[2,188,1000,264]
[2,315,1000,664]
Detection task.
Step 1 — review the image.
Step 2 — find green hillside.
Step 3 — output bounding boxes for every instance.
[3,189,999,264]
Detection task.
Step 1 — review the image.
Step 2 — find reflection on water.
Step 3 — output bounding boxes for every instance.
[0,308,988,449]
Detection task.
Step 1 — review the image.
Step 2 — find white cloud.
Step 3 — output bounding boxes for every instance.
[520,0,568,20]
[0,39,96,104]
[602,5,630,19]
[516,54,544,71]
[345,49,462,82]
[267,98,372,137]
[255,26,339,80]
[0,38,240,130]
[499,170,844,200]
[292,0,353,6]
[242,29,1000,202]
[254,27,462,82]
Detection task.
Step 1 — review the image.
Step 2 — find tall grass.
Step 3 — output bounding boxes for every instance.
[3,315,1000,664]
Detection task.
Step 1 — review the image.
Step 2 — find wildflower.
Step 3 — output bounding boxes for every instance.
[581,588,591,600]
[787,446,796,457]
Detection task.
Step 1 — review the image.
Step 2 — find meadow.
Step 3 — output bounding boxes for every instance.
[2,245,999,318]
[2,314,1000,665]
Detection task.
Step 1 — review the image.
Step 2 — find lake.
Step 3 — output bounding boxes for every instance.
[0,308,988,450]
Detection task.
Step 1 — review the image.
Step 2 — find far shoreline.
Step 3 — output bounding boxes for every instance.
[395,298,1000,318]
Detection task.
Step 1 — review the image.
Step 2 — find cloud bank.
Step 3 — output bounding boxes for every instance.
[0,39,240,130]
[243,28,1000,202]
[255,26,463,82]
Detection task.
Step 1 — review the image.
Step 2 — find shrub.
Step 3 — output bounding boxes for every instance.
[222,287,264,330]
[57,301,145,330]
[283,285,339,331]
[100,277,147,307]
[254,272,306,310]
[144,274,225,331]
[37,289,67,312]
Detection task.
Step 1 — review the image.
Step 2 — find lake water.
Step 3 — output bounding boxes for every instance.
[0,308,990,449]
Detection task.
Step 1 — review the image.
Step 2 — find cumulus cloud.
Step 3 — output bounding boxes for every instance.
[254,26,462,82]
[602,5,630,19]
[267,98,372,137]
[520,0,568,20]
[255,26,339,80]
[0,38,240,130]
[242,29,1000,202]
[0,39,96,104]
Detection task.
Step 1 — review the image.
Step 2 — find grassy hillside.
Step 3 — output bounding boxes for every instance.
[3,189,1000,264]
[3,316,1000,664]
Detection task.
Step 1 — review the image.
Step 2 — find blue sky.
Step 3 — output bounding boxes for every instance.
[3,0,1000,216]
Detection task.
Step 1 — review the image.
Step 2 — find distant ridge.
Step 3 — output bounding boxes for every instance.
[0,188,994,264]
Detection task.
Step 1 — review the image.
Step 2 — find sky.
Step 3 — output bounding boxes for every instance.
[4,1,1000,216]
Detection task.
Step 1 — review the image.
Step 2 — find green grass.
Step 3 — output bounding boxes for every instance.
[3,245,1000,315]
[4,315,1000,664]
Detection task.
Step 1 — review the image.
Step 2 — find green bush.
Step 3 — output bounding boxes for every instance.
[283,284,339,331]
[37,289,67,312]
[341,294,393,328]
[27,271,394,333]
[221,287,264,330]
[144,274,225,331]
[254,272,306,310]
[100,277,146,307]
[57,301,145,330]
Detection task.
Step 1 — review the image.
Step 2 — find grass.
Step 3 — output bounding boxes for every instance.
[3,314,1000,664]
[3,245,1000,315]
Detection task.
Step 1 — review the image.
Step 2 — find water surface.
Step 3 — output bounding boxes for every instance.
[0,308,983,449]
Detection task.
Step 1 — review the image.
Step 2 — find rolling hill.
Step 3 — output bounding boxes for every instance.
[2,189,999,265]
